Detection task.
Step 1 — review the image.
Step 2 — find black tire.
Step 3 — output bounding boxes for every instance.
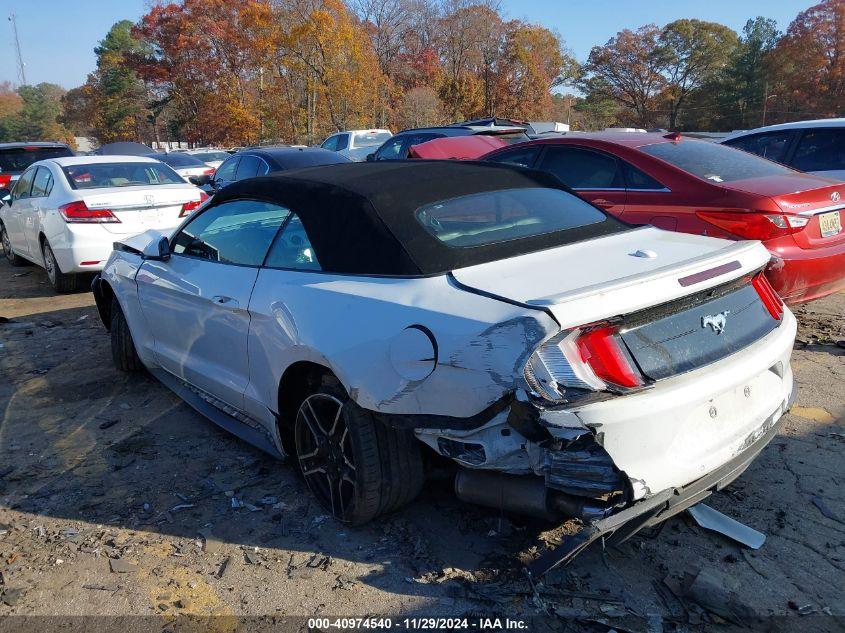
[42,240,78,292]
[1,222,26,266]
[294,377,424,525]
[110,296,143,372]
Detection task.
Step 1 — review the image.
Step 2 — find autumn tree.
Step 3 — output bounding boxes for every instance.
[659,19,738,129]
[0,83,74,145]
[396,85,443,128]
[581,25,669,127]
[496,23,576,119]
[770,0,845,120]
[271,0,386,143]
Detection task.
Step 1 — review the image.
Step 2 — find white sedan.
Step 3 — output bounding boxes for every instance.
[0,155,207,292]
[92,161,796,572]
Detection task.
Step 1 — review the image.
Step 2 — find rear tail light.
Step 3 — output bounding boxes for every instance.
[696,210,809,241]
[59,200,120,223]
[577,327,644,389]
[202,168,215,175]
[524,325,644,403]
[752,273,784,320]
[180,191,210,217]
[0,174,11,188]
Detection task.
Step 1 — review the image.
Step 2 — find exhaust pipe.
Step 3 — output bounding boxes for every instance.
[454,469,610,521]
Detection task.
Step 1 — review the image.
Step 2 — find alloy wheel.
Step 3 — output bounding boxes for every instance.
[1,226,12,262]
[43,243,56,284]
[294,393,357,521]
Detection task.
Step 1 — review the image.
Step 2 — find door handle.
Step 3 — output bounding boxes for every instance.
[593,198,612,207]
[211,295,240,309]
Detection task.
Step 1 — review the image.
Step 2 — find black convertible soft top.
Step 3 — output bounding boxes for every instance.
[210,161,627,276]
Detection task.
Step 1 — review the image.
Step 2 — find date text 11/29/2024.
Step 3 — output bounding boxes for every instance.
[307,617,529,630]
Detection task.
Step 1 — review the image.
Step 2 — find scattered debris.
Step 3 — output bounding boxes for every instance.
[681,567,755,624]
[198,528,223,554]
[811,497,844,525]
[98,419,120,430]
[0,587,25,606]
[687,503,765,549]
[109,558,138,574]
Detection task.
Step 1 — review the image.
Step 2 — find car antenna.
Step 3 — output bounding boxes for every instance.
[663,131,682,143]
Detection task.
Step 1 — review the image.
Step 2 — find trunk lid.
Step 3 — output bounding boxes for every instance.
[81,184,201,235]
[450,226,771,329]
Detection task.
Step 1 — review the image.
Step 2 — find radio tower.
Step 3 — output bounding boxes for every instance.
[8,13,27,86]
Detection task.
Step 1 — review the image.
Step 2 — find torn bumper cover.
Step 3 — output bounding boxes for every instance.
[527,391,793,577]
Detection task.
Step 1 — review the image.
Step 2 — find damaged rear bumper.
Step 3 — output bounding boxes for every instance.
[527,390,793,577]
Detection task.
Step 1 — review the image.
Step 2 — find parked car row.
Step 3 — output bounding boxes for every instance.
[410,131,845,304]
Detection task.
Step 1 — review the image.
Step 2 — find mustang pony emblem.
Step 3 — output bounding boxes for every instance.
[701,310,730,334]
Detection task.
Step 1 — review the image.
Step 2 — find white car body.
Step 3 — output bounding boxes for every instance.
[722,118,845,181]
[182,149,232,170]
[321,129,393,161]
[92,162,796,568]
[0,155,204,279]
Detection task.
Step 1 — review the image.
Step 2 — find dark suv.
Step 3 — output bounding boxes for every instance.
[0,142,74,189]
[367,126,529,161]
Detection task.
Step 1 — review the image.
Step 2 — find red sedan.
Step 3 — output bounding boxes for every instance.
[410,133,845,304]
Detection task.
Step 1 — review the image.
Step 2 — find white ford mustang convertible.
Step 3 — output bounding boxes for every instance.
[93,161,796,571]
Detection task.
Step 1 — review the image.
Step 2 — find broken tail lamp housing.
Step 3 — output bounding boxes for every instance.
[524,325,645,404]
[752,273,784,320]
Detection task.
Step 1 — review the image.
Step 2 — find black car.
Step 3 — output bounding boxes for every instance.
[210,147,351,192]
[0,142,74,189]
[368,126,530,161]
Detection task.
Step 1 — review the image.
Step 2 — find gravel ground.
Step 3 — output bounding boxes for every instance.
[0,260,843,632]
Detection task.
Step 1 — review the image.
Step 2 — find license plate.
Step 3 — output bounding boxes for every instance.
[819,210,842,237]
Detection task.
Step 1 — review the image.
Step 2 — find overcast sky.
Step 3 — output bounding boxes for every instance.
[0,0,816,90]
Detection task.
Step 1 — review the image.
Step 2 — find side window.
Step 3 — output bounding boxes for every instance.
[403,133,440,157]
[321,135,339,151]
[538,146,624,189]
[30,167,54,198]
[235,155,261,181]
[12,168,36,199]
[264,213,321,271]
[621,161,666,190]
[792,129,845,172]
[487,146,541,168]
[215,157,239,182]
[375,136,405,160]
[171,199,290,266]
[335,134,349,151]
[725,131,793,164]
[256,159,270,176]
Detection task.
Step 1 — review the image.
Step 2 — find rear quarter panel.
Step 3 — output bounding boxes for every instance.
[244,270,559,423]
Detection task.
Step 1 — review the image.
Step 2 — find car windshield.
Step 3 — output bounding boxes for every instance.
[62,162,185,189]
[484,131,530,145]
[640,139,794,183]
[193,151,230,162]
[150,153,206,167]
[416,187,607,248]
[352,131,392,147]
[0,147,72,173]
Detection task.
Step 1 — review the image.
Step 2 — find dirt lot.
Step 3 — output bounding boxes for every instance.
[0,259,843,632]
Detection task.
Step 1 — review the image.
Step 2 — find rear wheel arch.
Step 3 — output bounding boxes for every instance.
[93,278,115,331]
[277,361,336,452]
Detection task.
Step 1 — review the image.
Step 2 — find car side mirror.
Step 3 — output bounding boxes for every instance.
[0,188,11,205]
[142,235,171,261]
[365,153,375,162]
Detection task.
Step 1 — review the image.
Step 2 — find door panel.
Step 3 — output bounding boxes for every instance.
[5,168,36,256]
[138,256,259,408]
[137,199,291,409]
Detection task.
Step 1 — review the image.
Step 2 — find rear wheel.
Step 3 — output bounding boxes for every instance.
[110,296,143,372]
[42,240,78,292]
[294,379,424,525]
[1,222,25,266]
